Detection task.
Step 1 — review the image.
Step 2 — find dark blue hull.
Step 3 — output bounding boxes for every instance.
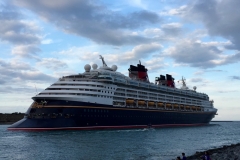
[8,100,216,131]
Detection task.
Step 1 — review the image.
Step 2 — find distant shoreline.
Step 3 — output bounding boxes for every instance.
[211,121,234,122]
[0,122,14,125]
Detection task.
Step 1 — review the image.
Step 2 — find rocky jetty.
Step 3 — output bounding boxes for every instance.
[186,143,240,160]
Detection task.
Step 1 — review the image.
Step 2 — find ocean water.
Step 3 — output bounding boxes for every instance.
[0,122,240,160]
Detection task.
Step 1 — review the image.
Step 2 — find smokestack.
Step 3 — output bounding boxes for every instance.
[166,74,175,87]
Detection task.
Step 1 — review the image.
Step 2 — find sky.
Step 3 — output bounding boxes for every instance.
[0,0,239,120]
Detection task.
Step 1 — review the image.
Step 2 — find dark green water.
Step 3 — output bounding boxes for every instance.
[1,122,240,160]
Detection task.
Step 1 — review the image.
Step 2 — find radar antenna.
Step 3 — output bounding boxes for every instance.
[99,55,108,67]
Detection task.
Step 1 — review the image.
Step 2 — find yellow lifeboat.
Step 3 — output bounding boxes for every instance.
[191,106,196,110]
[197,107,201,111]
[186,106,190,110]
[148,101,155,106]
[174,104,179,109]
[126,99,134,104]
[166,103,172,108]
[158,102,164,107]
[138,100,145,105]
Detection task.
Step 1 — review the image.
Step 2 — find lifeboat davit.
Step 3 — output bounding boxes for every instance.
[180,105,184,110]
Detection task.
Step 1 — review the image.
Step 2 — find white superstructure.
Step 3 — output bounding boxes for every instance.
[33,56,217,114]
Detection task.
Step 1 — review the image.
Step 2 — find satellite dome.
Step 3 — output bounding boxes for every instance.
[193,86,197,91]
[111,65,117,71]
[92,64,98,69]
[84,64,91,72]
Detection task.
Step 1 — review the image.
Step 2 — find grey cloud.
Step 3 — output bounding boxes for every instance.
[36,58,68,70]
[0,59,56,83]
[0,2,41,57]
[0,79,6,84]
[11,45,41,58]
[78,43,162,65]
[190,78,204,83]
[218,90,237,93]
[206,70,225,72]
[0,59,30,70]
[144,58,166,73]
[0,86,44,93]
[230,76,240,80]
[161,23,182,37]
[184,0,240,50]
[0,2,40,45]
[106,43,162,65]
[13,0,161,45]
[166,40,240,68]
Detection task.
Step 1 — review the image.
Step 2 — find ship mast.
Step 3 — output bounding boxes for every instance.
[178,76,188,90]
[99,55,108,67]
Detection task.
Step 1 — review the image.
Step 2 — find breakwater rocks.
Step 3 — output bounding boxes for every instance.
[186,143,240,160]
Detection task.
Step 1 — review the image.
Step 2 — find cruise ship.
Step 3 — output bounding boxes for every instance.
[8,55,217,131]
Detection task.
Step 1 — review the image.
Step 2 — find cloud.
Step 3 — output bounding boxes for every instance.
[11,45,41,58]
[0,59,56,84]
[180,0,240,50]
[13,0,161,46]
[161,5,187,16]
[164,39,240,68]
[80,43,162,65]
[59,43,162,66]
[230,76,240,80]
[0,2,41,58]
[161,23,182,37]
[190,78,204,83]
[142,23,183,41]
[218,90,237,93]
[144,57,166,73]
[36,58,68,70]
[0,86,44,94]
